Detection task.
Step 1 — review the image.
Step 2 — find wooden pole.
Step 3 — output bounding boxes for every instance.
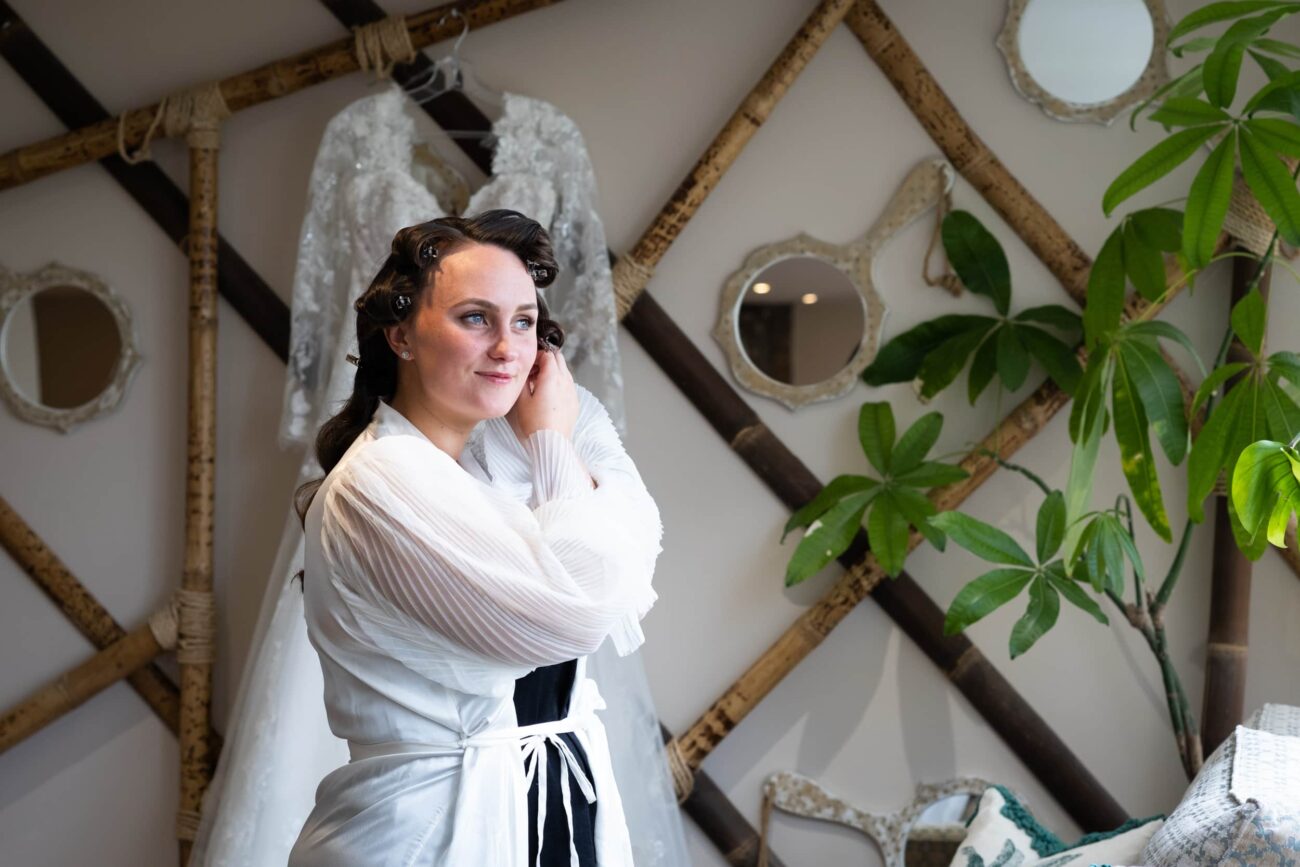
[610,0,859,314]
[0,494,188,737]
[0,618,168,755]
[176,134,220,863]
[844,0,1090,302]
[1201,253,1268,754]
[0,0,565,192]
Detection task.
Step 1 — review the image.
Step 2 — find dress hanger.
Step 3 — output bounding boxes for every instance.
[403,8,506,140]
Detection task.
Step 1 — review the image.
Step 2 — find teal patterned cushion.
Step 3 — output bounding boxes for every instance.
[1142,709,1300,867]
[948,786,1162,867]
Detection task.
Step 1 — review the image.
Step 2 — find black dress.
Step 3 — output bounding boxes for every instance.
[513,659,599,866]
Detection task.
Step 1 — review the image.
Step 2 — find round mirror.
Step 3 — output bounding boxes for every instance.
[737,256,866,387]
[0,264,142,432]
[1020,0,1153,104]
[997,0,1170,124]
[3,286,122,408]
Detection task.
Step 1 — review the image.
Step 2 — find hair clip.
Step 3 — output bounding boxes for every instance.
[345,353,360,366]
[419,239,439,264]
[391,293,413,316]
[525,259,549,282]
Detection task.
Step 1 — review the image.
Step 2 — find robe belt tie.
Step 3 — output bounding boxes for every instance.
[346,677,607,867]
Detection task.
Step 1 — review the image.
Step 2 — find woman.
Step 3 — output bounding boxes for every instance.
[288,209,661,867]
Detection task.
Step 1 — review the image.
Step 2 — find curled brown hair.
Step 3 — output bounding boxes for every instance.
[292,208,563,532]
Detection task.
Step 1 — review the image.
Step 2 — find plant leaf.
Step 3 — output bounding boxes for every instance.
[942,210,1012,314]
[1103,125,1222,216]
[1189,380,1247,521]
[1231,285,1267,357]
[929,511,1034,567]
[1232,439,1293,532]
[1253,36,1300,59]
[783,474,879,541]
[1204,9,1292,107]
[968,332,1000,404]
[892,412,943,475]
[1069,353,1112,444]
[1085,226,1127,348]
[1182,128,1238,270]
[1063,417,1104,574]
[918,322,998,400]
[868,491,913,578]
[1240,126,1300,245]
[1168,1,1297,43]
[1125,218,1170,301]
[858,402,896,475]
[1124,321,1206,372]
[1036,491,1067,562]
[1009,576,1060,658]
[1132,207,1185,251]
[944,567,1035,635]
[1014,304,1083,333]
[1192,362,1251,416]
[996,324,1032,391]
[1113,352,1173,540]
[1118,339,1191,465]
[862,315,998,386]
[889,485,945,550]
[1243,117,1300,158]
[1045,562,1109,625]
[1150,96,1233,127]
[1019,326,1084,395]
[784,489,874,586]
[894,461,970,488]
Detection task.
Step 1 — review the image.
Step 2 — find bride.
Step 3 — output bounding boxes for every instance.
[286,208,659,866]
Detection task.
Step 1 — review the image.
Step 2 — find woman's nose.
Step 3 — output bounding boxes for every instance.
[490,331,517,359]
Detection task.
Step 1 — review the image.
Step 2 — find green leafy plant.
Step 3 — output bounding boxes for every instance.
[780,402,967,584]
[932,491,1107,658]
[861,210,1083,403]
[783,1,1300,781]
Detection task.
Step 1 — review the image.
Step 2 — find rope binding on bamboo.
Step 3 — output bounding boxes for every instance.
[664,738,695,803]
[116,82,230,163]
[176,587,216,665]
[175,806,202,841]
[353,15,417,78]
[147,597,181,651]
[612,254,655,321]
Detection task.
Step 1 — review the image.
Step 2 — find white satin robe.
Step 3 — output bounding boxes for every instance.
[288,384,661,866]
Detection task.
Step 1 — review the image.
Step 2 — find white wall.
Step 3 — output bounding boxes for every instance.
[2,1,1299,864]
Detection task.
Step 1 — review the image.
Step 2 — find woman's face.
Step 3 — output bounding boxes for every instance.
[390,242,540,426]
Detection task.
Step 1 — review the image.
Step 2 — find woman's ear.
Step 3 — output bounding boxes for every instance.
[383,323,409,358]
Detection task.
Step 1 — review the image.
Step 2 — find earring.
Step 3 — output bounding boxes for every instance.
[401,350,412,360]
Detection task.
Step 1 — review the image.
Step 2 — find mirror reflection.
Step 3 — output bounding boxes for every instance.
[737,256,865,387]
[1017,0,1154,105]
[2,285,122,409]
[904,793,979,867]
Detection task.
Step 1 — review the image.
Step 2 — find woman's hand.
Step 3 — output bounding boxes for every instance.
[507,347,579,441]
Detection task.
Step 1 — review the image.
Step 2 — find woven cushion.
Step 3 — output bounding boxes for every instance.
[947,786,1162,867]
[1142,705,1300,867]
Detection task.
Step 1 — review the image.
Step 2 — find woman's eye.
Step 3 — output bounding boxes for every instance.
[515,316,535,329]
[463,312,486,325]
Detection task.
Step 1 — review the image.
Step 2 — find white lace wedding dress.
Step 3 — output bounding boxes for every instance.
[190,84,687,866]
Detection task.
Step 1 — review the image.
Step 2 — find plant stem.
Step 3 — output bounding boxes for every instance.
[978,449,1052,497]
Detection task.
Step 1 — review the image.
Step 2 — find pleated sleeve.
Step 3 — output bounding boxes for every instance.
[318,390,660,693]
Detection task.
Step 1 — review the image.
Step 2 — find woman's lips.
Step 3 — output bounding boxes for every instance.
[476,372,513,384]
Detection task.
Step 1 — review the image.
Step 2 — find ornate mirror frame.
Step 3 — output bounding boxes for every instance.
[713,159,952,410]
[0,263,143,433]
[996,0,1171,125]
